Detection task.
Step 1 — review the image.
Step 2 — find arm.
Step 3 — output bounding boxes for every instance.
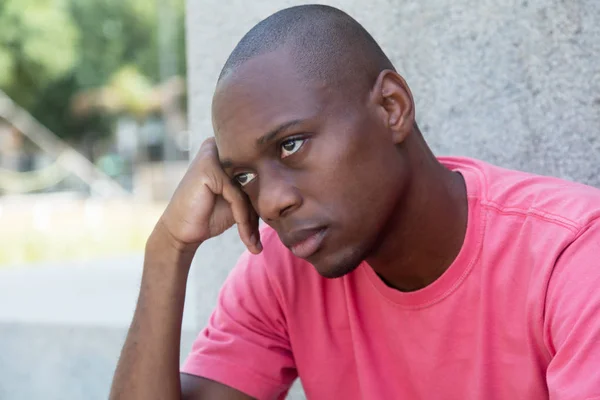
[180,242,297,399]
[109,225,254,400]
[181,375,254,400]
[109,138,261,400]
[545,221,600,400]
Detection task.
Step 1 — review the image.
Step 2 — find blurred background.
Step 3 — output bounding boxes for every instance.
[0,0,187,266]
[0,0,191,399]
[1,0,599,399]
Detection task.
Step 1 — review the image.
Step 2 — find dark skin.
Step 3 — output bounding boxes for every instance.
[110,45,468,400]
[214,46,468,291]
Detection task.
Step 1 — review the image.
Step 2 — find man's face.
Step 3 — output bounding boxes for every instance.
[213,49,409,278]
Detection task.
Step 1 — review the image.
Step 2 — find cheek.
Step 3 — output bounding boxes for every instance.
[310,135,401,218]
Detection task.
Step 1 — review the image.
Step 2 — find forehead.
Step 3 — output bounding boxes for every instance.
[212,50,331,152]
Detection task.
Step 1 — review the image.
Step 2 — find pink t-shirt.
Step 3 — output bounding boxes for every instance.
[182,157,600,400]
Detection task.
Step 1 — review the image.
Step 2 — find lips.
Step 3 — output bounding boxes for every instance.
[283,227,328,259]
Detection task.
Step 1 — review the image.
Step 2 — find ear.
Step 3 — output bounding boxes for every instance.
[369,70,416,144]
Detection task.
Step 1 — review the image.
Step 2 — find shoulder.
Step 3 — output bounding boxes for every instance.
[543,218,600,348]
[542,219,600,399]
[440,156,600,231]
[547,218,600,293]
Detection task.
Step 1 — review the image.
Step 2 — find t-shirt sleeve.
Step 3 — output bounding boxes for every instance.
[544,221,600,400]
[181,250,297,400]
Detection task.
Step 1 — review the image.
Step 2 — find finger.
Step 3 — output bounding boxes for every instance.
[188,137,217,170]
[172,138,216,197]
[221,180,262,254]
[248,206,261,252]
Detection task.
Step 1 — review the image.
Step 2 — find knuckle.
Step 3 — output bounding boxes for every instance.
[200,136,216,148]
[193,139,218,163]
[199,173,221,192]
[199,138,218,155]
[225,181,245,201]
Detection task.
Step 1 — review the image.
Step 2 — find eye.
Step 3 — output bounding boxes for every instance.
[234,172,257,187]
[280,137,306,158]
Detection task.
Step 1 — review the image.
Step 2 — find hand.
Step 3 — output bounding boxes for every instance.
[154,137,262,255]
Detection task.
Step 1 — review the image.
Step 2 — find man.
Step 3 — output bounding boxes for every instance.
[110,4,600,400]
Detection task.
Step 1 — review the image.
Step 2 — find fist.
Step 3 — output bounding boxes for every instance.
[155,137,261,255]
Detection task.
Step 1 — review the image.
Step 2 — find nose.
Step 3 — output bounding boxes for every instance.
[255,164,302,222]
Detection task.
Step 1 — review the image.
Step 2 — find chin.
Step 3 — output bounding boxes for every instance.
[311,246,366,279]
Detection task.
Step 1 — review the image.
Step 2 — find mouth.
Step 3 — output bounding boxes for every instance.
[285,227,328,259]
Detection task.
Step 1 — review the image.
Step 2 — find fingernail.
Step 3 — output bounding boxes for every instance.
[250,234,262,251]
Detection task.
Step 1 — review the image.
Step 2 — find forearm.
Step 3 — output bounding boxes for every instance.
[110,226,197,400]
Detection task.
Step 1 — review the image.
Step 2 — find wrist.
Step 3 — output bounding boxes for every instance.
[146,221,199,270]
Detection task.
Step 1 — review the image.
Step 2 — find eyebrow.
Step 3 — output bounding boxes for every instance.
[256,119,304,146]
[220,119,304,170]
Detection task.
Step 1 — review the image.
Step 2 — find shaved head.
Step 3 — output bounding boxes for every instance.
[218,4,395,92]
[212,5,425,279]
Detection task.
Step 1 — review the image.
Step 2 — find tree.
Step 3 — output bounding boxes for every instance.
[0,0,79,108]
[0,0,186,143]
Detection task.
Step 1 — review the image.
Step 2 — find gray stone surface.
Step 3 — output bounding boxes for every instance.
[0,255,196,329]
[0,256,198,400]
[186,0,600,398]
[187,0,600,186]
[0,323,197,400]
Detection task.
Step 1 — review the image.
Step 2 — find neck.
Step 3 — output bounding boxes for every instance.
[365,142,468,292]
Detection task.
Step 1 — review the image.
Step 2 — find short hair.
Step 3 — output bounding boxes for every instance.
[218,4,395,92]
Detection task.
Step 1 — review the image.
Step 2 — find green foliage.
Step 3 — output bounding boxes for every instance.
[70,0,160,88]
[0,0,186,141]
[0,0,79,106]
[105,65,157,118]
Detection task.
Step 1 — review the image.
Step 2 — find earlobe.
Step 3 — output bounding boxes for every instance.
[373,70,415,144]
